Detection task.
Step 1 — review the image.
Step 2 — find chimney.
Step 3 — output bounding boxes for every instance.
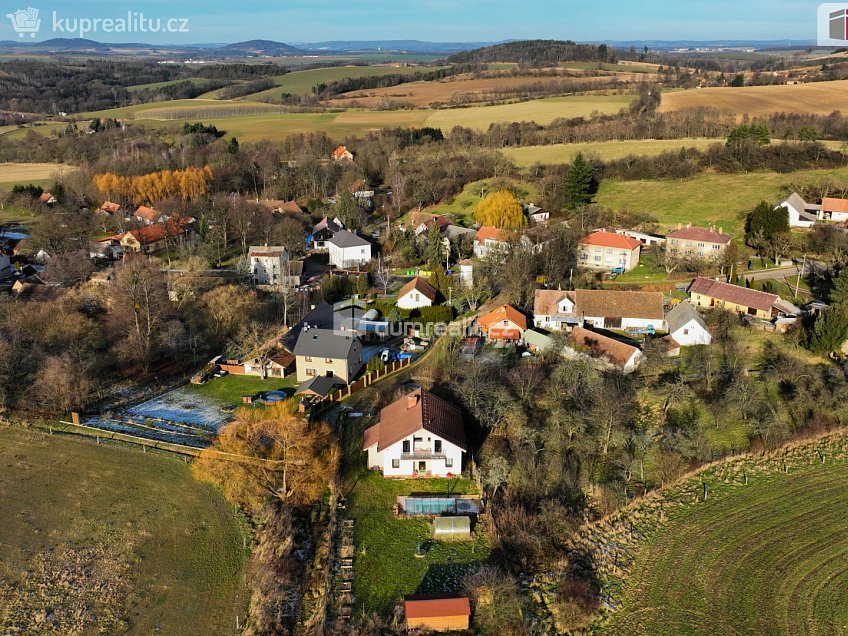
[407,393,420,410]
[687,222,691,228]
[677,223,682,230]
[719,226,724,235]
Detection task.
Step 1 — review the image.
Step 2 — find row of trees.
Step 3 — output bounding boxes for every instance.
[93,166,213,205]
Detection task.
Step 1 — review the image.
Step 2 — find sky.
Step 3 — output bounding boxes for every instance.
[0,0,826,44]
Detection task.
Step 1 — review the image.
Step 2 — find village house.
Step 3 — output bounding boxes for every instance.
[98,201,122,216]
[820,197,848,222]
[249,245,289,286]
[665,301,713,346]
[134,205,166,225]
[615,228,666,247]
[310,217,344,252]
[332,145,354,162]
[408,211,451,236]
[363,388,466,478]
[666,224,733,259]
[120,218,194,253]
[523,203,549,223]
[473,226,510,259]
[293,328,363,384]
[404,595,471,633]
[533,288,665,332]
[243,348,295,378]
[457,259,474,288]
[570,326,643,372]
[478,304,528,342]
[397,276,438,310]
[327,230,372,268]
[38,192,57,205]
[688,277,780,319]
[577,231,641,272]
[776,193,821,228]
[258,199,303,215]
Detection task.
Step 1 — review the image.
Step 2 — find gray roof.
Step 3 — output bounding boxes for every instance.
[665,301,708,335]
[293,328,360,360]
[778,192,821,212]
[282,302,335,351]
[522,329,553,349]
[442,225,477,239]
[328,230,370,249]
[295,375,345,397]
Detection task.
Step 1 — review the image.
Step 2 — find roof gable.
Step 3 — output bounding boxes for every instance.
[478,305,528,330]
[579,231,641,250]
[665,301,709,334]
[398,276,438,302]
[371,389,467,452]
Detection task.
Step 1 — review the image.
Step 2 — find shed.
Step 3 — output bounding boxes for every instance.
[433,515,471,541]
[404,595,471,632]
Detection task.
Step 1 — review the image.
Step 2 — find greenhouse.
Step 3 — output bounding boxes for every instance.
[432,515,471,541]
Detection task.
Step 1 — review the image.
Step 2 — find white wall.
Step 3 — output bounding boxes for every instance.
[330,243,372,268]
[397,291,433,310]
[671,320,712,346]
[367,432,464,477]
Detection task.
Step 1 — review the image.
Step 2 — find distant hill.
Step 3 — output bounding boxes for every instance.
[18,38,112,52]
[219,40,305,56]
[296,40,505,54]
[448,39,616,66]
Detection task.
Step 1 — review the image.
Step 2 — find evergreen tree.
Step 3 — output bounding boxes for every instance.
[564,153,596,209]
[830,267,848,307]
[424,222,446,269]
[807,308,848,353]
[227,136,240,154]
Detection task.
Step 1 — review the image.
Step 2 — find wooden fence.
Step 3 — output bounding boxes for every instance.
[308,357,412,412]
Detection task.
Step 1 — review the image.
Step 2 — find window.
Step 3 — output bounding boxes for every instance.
[392,459,400,469]
[713,244,720,250]
[594,256,602,262]
[305,356,312,362]
[306,368,316,377]
[697,242,705,248]
[325,358,333,363]
[683,328,690,335]
[434,440,442,453]
[445,457,453,468]
[403,440,410,453]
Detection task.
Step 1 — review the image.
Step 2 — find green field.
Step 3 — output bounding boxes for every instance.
[0,426,248,635]
[502,139,724,166]
[605,458,848,635]
[596,167,848,236]
[244,65,433,101]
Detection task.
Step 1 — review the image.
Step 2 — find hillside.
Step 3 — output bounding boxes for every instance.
[448,39,614,66]
[219,39,305,56]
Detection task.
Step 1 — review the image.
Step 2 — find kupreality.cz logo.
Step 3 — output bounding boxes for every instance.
[819,4,848,45]
[6,6,190,39]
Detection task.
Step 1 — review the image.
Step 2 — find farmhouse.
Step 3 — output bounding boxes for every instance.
[310,217,344,252]
[332,145,354,162]
[616,228,666,247]
[134,205,166,225]
[689,277,779,319]
[249,245,289,286]
[293,328,363,384]
[533,288,665,332]
[120,219,193,253]
[821,197,848,222]
[776,193,820,228]
[397,276,438,310]
[570,326,643,372]
[524,203,549,223]
[38,192,57,205]
[409,211,451,236]
[478,304,528,342]
[99,201,122,215]
[577,231,641,272]
[363,389,466,478]
[666,224,733,259]
[243,348,295,378]
[665,301,712,346]
[473,226,510,259]
[259,199,303,215]
[404,595,471,632]
[327,230,372,268]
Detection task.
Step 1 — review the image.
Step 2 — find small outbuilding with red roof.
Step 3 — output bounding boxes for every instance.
[404,594,471,632]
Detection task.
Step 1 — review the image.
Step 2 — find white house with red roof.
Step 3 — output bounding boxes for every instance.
[397,276,438,310]
[577,230,641,272]
[363,389,466,478]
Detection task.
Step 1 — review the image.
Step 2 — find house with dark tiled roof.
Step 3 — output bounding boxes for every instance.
[293,328,363,384]
[688,277,780,319]
[667,224,733,260]
[363,389,466,478]
[578,230,641,272]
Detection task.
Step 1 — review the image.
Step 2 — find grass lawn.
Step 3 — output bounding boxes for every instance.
[430,177,540,225]
[596,167,848,237]
[0,162,77,190]
[337,413,489,616]
[502,139,724,167]
[185,373,298,408]
[604,458,848,635]
[0,425,249,635]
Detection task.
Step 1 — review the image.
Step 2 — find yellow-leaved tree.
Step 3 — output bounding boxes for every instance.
[473,190,526,229]
[192,403,338,511]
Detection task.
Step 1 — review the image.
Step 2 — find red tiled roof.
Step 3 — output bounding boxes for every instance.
[571,326,640,367]
[822,197,848,214]
[135,205,161,222]
[38,192,54,203]
[667,226,733,244]
[333,145,352,159]
[100,201,122,214]
[410,212,451,230]
[475,226,507,246]
[364,389,467,452]
[478,304,528,331]
[398,276,438,302]
[123,218,189,245]
[404,595,471,620]
[689,277,778,313]
[579,231,641,250]
[574,289,665,320]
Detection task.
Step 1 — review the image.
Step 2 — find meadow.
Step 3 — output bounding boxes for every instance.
[603,449,848,635]
[0,426,249,635]
[596,166,848,236]
[660,79,848,118]
[0,162,77,190]
[501,138,724,166]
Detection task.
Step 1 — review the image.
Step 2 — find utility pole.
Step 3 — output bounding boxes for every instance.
[795,253,806,299]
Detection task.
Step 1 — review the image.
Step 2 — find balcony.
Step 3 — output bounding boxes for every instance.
[401,448,446,460]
